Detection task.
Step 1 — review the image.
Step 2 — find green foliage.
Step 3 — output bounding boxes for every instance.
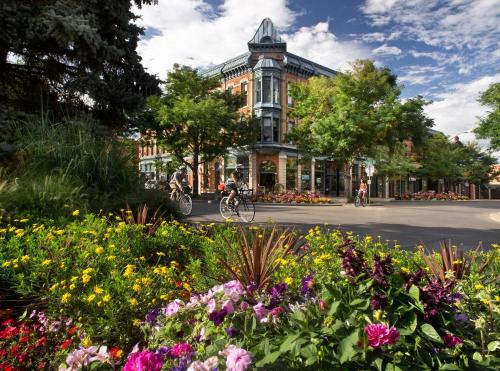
[0,0,160,134]
[0,215,206,348]
[288,60,433,196]
[374,143,419,178]
[474,83,500,150]
[0,116,178,217]
[140,65,258,195]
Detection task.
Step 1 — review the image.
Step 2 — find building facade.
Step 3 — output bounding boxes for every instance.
[139,18,428,197]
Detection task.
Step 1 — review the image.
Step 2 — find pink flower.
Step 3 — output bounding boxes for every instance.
[187,357,218,371]
[271,307,283,316]
[252,303,269,322]
[443,334,463,348]
[220,346,252,371]
[170,343,193,358]
[163,300,184,317]
[364,323,400,348]
[319,300,327,311]
[240,301,249,311]
[222,300,234,315]
[123,350,163,371]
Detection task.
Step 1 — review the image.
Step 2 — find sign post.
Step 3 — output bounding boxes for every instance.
[365,159,375,205]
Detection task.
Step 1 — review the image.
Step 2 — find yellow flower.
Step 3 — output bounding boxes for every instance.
[314,257,322,265]
[132,284,141,292]
[94,286,104,294]
[82,274,91,284]
[50,283,59,291]
[452,260,462,265]
[87,294,96,302]
[401,267,410,274]
[480,298,490,305]
[2,261,11,268]
[141,277,153,286]
[72,210,80,216]
[83,268,94,275]
[107,255,116,261]
[61,293,72,303]
[129,298,138,306]
[55,229,65,236]
[495,296,500,301]
[133,319,141,327]
[183,283,192,292]
[475,284,484,290]
[103,294,111,303]
[123,265,135,277]
[95,246,104,255]
[19,218,29,223]
[69,284,76,290]
[41,259,51,266]
[71,276,79,282]
[21,255,30,263]
[139,256,146,261]
[82,337,92,347]
[156,252,165,256]
[285,277,293,285]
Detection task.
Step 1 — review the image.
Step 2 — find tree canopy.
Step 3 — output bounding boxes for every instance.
[288,59,434,196]
[473,82,500,151]
[0,0,160,135]
[140,65,257,196]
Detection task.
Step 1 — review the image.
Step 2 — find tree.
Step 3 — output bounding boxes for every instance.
[0,0,160,133]
[288,60,433,197]
[141,65,257,196]
[374,143,419,194]
[473,83,500,150]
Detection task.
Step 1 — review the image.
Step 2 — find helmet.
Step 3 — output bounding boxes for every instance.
[178,165,187,171]
[236,164,244,170]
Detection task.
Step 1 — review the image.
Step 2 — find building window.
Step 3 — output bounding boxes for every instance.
[260,117,279,143]
[240,81,247,107]
[287,81,293,107]
[273,76,280,104]
[262,76,272,103]
[262,117,272,142]
[286,157,298,191]
[301,159,311,191]
[255,77,261,103]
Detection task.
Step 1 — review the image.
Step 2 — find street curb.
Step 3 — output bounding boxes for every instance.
[200,199,342,206]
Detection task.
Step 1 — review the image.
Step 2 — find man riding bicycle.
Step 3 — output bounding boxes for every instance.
[170,165,188,201]
[225,164,246,208]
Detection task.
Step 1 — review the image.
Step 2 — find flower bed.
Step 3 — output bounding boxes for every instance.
[1,217,499,370]
[396,191,469,200]
[252,192,334,204]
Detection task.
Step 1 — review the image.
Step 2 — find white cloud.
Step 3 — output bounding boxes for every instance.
[371,44,402,56]
[360,32,386,43]
[399,65,446,86]
[424,74,500,146]
[134,0,370,79]
[282,22,371,71]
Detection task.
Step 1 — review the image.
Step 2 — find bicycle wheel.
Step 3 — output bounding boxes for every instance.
[362,197,367,207]
[354,196,360,207]
[219,196,234,219]
[179,194,192,216]
[238,198,255,223]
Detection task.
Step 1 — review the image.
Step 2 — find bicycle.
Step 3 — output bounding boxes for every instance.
[219,188,255,222]
[171,185,193,216]
[354,189,367,207]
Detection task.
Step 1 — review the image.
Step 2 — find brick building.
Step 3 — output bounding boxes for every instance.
[138,18,428,197]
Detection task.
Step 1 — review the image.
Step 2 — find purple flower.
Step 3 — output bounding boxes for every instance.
[443,333,463,348]
[454,313,468,325]
[123,350,164,371]
[364,323,400,348]
[300,274,314,296]
[156,346,172,357]
[246,282,258,292]
[402,269,424,290]
[208,308,228,326]
[145,308,161,324]
[337,241,368,281]
[421,279,457,319]
[225,327,240,338]
[370,293,389,310]
[267,282,288,308]
[252,302,270,322]
[371,254,393,286]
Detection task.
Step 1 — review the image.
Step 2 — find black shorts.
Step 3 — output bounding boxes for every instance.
[225,183,238,194]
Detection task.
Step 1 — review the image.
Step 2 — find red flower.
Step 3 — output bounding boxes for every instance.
[1,319,14,327]
[67,326,78,335]
[36,362,46,370]
[19,336,30,344]
[319,300,327,311]
[364,323,400,348]
[16,353,28,364]
[0,362,15,371]
[9,345,20,357]
[34,336,46,348]
[443,333,463,348]
[0,326,18,340]
[110,347,123,360]
[0,350,6,359]
[60,339,72,350]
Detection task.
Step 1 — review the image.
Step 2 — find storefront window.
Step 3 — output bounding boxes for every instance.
[315,160,325,193]
[224,155,249,180]
[259,160,277,191]
[301,159,311,191]
[286,157,297,191]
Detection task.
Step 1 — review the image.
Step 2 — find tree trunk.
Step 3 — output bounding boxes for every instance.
[192,153,200,196]
[343,162,352,200]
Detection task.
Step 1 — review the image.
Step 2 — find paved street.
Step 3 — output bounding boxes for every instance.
[188,200,500,249]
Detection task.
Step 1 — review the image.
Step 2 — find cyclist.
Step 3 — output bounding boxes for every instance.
[358,178,368,202]
[170,165,188,201]
[225,164,246,207]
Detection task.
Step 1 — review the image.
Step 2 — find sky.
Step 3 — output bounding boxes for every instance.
[134,0,500,155]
